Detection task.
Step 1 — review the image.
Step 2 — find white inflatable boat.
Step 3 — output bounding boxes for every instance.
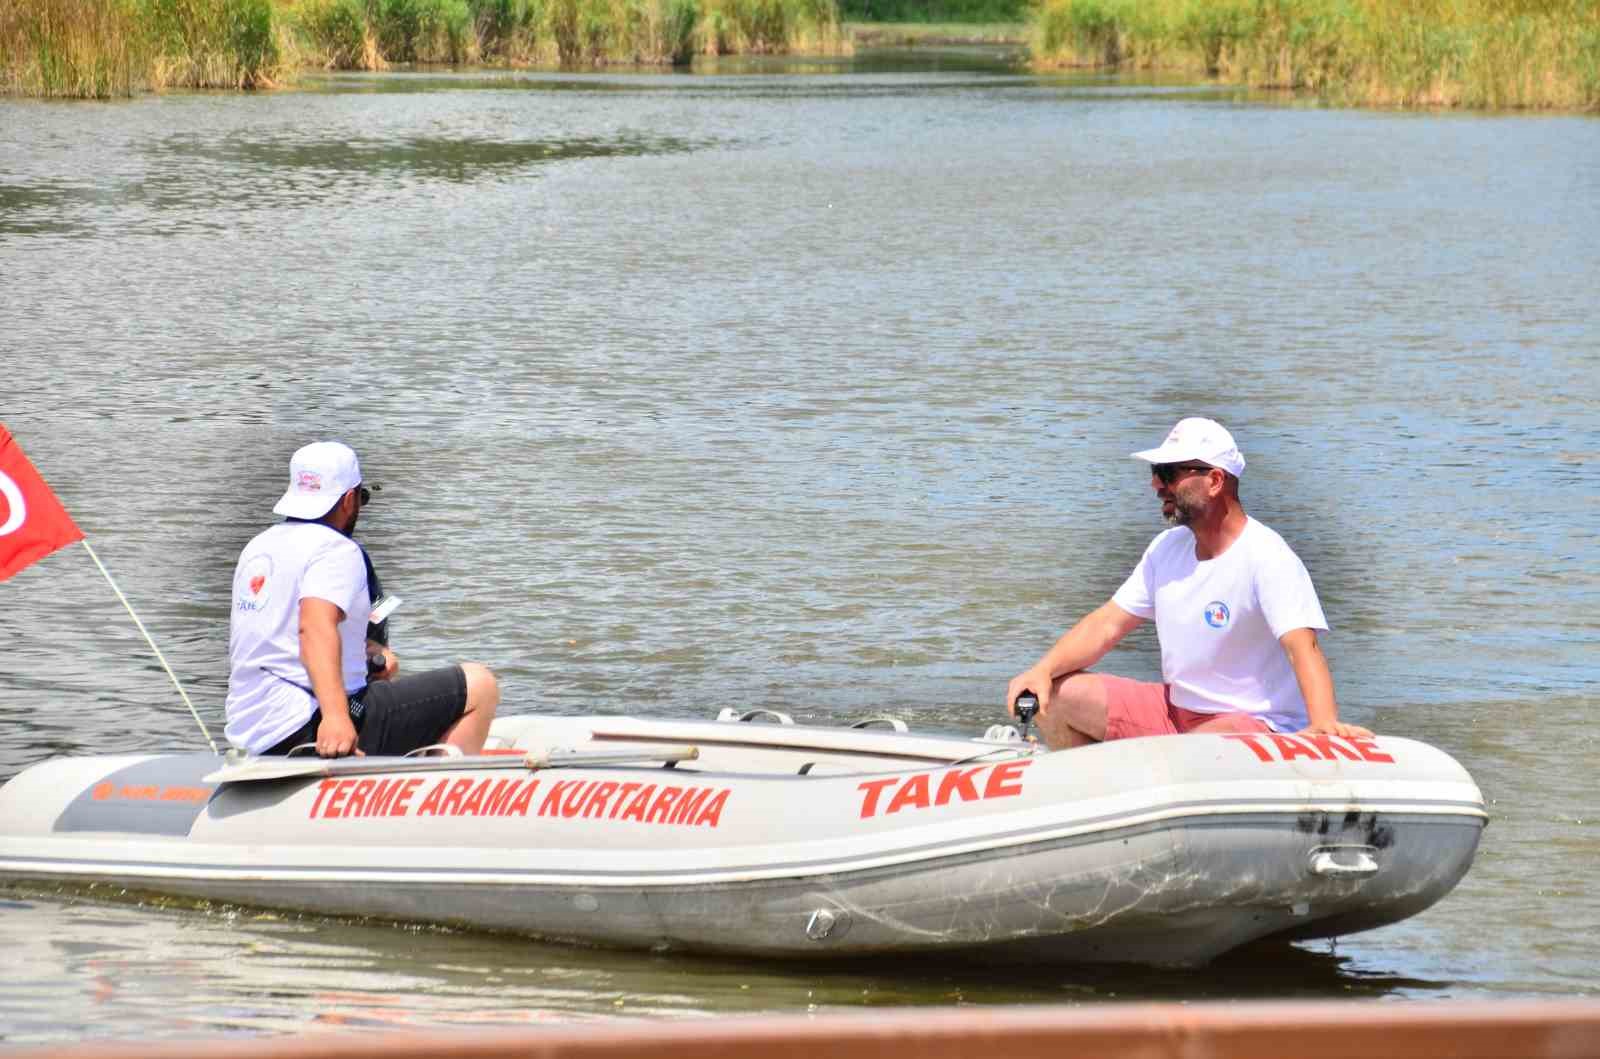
[0,710,1485,966]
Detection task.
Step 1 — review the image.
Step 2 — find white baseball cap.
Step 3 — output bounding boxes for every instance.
[272,441,366,519]
[1131,417,1246,478]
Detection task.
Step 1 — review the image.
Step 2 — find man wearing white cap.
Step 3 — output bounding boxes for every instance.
[226,441,499,758]
[1005,418,1368,749]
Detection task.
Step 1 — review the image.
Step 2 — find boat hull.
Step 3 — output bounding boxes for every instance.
[0,719,1486,966]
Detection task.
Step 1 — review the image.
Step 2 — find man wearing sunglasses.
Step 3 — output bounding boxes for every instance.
[226,441,499,758]
[1005,417,1368,749]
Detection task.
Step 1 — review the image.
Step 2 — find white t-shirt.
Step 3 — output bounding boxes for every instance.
[225,522,371,753]
[1111,517,1328,732]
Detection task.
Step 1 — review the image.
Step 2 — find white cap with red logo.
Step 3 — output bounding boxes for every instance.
[272,441,364,519]
[1131,417,1246,477]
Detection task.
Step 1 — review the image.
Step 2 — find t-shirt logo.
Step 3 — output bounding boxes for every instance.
[236,554,273,613]
[1204,601,1231,628]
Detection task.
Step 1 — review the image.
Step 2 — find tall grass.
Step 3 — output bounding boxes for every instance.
[1031,0,1600,109]
[1,0,285,95]
[0,0,143,97]
[1,0,844,95]
[291,0,843,66]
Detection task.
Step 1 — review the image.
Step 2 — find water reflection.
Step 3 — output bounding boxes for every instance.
[0,884,1451,1044]
[155,132,719,181]
[0,130,722,240]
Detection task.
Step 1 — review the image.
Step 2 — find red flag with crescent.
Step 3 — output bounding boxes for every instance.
[0,424,84,581]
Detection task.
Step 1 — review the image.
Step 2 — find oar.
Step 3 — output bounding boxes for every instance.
[204,745,699,784]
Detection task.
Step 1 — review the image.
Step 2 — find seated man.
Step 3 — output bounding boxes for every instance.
[1006,417,1369,750]
[226,441,499,757]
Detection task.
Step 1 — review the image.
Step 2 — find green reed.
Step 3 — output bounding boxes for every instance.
[0,0,284,96]
[2,0,842,95]
[0,0,139,97]
[1031,0,1600,109]
[290,0,843,67]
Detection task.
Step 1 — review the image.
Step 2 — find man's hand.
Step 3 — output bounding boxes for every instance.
[1301,720,1374,739]
[366,641,398,682]
[1006,669,1054,718]
[316,712,363,757]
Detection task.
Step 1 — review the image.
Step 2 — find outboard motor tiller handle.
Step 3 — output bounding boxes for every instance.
[1013,691,1039,743]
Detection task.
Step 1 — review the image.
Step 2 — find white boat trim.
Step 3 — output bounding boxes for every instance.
[0,792,1485,889]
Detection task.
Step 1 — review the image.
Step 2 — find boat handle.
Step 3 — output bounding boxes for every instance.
[716,708,795,725]
[403,743,464,758]
[848,715,909,732]
[1308,845,1380,878]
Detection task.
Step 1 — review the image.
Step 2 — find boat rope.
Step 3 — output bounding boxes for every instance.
[80,539,219,755]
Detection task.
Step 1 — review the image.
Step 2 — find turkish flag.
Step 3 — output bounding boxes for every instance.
[0,424,85,581]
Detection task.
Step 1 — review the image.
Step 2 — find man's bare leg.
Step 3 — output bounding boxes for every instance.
[440,662,500,754]
[1036,671,1110,750]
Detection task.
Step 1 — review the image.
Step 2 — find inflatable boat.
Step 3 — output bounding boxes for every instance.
[0,710,1485,966]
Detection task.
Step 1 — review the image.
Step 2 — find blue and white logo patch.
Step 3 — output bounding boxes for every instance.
[1203,601,1231,628]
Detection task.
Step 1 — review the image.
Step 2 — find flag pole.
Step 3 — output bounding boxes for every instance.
[79,539,220,755]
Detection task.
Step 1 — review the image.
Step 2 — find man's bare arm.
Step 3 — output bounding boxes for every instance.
[1280,627,1371,737]
[1007,601,1144,717]
[300,597,360,757]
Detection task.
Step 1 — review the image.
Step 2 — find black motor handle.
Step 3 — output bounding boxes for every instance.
[1014,691,1039,725]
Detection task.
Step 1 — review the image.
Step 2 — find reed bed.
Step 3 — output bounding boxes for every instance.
[1031,0,1600,109]
[1,0,845,95]
[0,0,283,96]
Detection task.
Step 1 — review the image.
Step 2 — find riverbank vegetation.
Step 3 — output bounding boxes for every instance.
[7,0,1594,107]
[838,0,1024,21]
[848,20,1025,45]
[1032,0,1600,109]
[1,0,845,96]
[0,0,280,96]
[840,0,1026,46]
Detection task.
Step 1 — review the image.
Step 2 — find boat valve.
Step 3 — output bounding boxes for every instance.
[1014,691,1039,744]
[805,907,851,941]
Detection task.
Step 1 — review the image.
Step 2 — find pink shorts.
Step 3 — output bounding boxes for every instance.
[1097,673,1272,740]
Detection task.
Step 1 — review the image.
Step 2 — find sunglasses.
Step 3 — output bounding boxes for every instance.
[1152,463,1214,485]
[353,486,372,506]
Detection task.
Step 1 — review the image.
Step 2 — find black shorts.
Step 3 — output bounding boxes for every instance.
[264,665,469,757]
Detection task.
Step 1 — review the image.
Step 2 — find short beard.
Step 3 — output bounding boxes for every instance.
[1164,492,1204,527]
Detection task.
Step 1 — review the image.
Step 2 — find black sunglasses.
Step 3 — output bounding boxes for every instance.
[355,486,372,505]
[1152,463,1214,485]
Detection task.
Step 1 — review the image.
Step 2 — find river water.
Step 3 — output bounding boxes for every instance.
[1,49,1597,1043]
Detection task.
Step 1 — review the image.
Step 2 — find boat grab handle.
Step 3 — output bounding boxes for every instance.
[848,715,909,732]
[524,745,699,769]
[279,743,463,760]
[404,743,463,759]
[716,708,795,725]
[1308,845,1380,878]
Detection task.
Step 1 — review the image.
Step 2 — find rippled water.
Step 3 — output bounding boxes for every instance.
[1,51,1597,1043]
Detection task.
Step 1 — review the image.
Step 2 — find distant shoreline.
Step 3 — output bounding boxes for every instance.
[6,0,1595,109]
[1030,0,1600,111]
[0,0,851,98]
[846,21,1027,47]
